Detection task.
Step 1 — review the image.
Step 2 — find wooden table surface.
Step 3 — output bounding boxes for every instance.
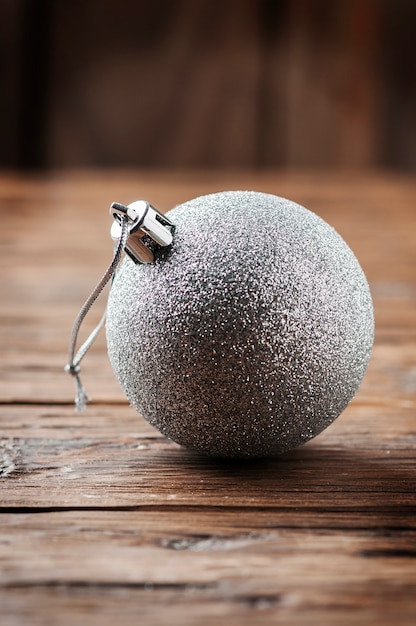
[0,170,415,625]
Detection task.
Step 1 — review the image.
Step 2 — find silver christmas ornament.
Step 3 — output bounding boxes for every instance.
[106,191,374,458]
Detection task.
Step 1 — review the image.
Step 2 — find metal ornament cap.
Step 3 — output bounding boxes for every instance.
[110,200,174,264]
[106,191,374,458]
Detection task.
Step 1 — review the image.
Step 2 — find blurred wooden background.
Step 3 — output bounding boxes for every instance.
[1,0,415,170]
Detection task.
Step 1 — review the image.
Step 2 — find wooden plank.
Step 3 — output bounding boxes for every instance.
[1,399,415,513]
[0,507,415,625]
[1,586,414,626]
[0,511,415,619]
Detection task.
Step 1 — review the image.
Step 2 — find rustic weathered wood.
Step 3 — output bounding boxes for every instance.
[7,2,416,171]
[0,171,415,625]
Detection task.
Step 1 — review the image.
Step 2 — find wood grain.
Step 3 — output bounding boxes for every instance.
[7,1,416,171]
[0,170,415,625]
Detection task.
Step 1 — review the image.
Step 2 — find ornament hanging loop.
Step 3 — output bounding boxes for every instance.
[66,200,175,412]
[65,210,131,412]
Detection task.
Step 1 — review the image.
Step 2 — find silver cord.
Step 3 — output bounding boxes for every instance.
[65,215,129,412]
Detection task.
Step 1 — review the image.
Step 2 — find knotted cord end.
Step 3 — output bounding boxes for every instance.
[64,363,80,376]
[65,363,90,413]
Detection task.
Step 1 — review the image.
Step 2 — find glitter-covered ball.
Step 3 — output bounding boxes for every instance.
[106,191,374,458]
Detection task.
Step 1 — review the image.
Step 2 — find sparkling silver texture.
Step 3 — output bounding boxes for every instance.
[106,191,374,458]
